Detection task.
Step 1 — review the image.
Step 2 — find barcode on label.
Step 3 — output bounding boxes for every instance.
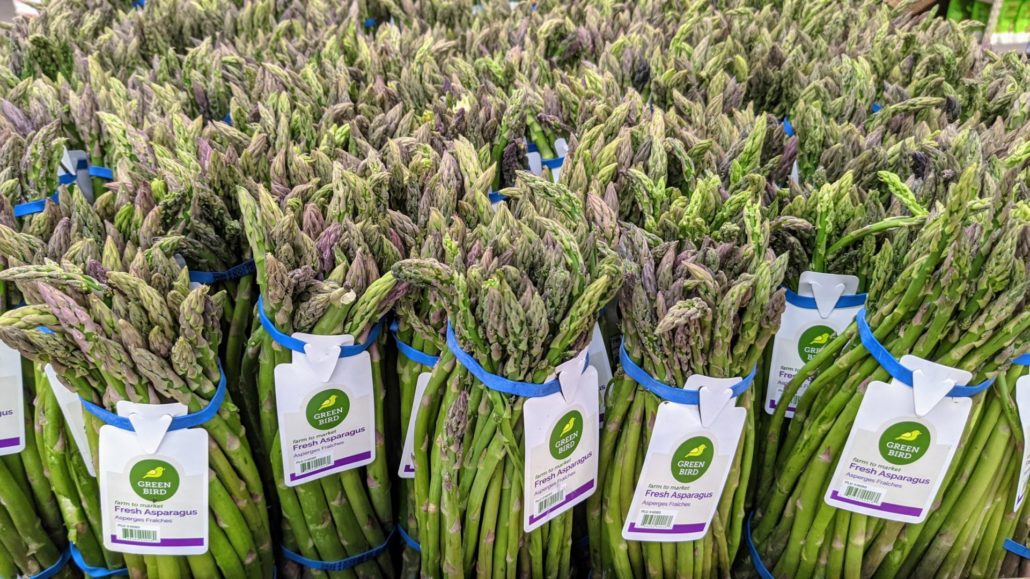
[536,489,564,514]
[297,455,332,474]
[639,511,675,529]
[843,483,883,505]
[119,526,159,542]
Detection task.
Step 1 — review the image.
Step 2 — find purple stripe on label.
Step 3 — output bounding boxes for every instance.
[403,464,415,474]
[290,451,372,482]
[111,536,204,547]
[766,400,796,413]
[0,437,21,449]
[626,522,706,534]
[529,480,595,525]
[829,490,922,517]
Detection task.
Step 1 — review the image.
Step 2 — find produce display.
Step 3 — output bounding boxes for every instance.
[0,0,1027,577]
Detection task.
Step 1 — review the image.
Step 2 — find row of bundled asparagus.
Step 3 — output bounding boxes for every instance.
[0,0,1027,577]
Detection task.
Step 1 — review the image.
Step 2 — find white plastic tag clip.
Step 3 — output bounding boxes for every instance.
[698,386,734,428]
[555,348,589,402]
[127,414,174,454]
[904,355,971,417]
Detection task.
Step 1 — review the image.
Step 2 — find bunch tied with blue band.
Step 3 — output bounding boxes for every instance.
[282,528,395,571]
[783,287,866,310]
[390,320,439,367]
[618,338,756,404]
[24,548,71,579]
[257,295,383,356]
[69,543,128,577]
[855,308,994,397]
[188,260,257,285]
[13,161,114,218]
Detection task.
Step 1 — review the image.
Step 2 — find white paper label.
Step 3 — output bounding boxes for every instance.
[527,138,567,183]
[622,377,745,542]
[0,343,25,456]
[824,357,972,524]
[44,364,95,476]
[277,333,375,486]
[398,372,431,479]
[765,272,862,417]
[588,323,613,423]
[1015,375,1030,511]
[523,350,599,532]
[100,403,208,555]
[60,149,95,202]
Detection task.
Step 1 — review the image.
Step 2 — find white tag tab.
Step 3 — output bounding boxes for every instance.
[1014,375,1030,511]
[904,355,968,417]
[0,342,25,456]
[555,348,589,402]
[698,386,734,428]
[622,400,745,542]
[61,149,95,201]
[587,323,613,423]
[398,373,431,479]
[293,333,353,383]
[127,414,174,455]
[527,150,543,177]
[523,363,599,532]
[45,365,95,476]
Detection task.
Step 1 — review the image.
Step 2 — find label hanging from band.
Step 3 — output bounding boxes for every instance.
[277,333,375,487]
[622,375,745,542]
[765,272,862,417]
[398,372,431,479]
[44,364,95,476]
[527,138,569,183]
[100,402,209,555]
[0,343,25,456]
[523,348,599,532]
[1015,375,1030,511]
[588,322,613,423]
[824,356,971,524]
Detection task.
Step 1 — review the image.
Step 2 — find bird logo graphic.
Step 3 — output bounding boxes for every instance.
[895,430,922,442]
[318,395,338,411]
[810,332,831,345]
[142,467,165,479]
[559,416,576,437]
[684,444,707,459]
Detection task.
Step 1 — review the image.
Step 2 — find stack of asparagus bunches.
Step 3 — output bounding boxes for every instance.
[590,200,788,577]
[391,178,624,578]
[237,170,414,578]
[751,166,1030,578]
[0,245,274,578]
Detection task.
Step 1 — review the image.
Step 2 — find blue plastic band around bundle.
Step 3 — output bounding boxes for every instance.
[398,526,421,552]
[446,321,586,398]
[189,260,257,285]
[389,320,439,367]
[541,156,564,170]
[1015,353,1030,366]
[782,118,795,137]
[784,287,866,309]
[364,17,376,27]
[527,142,539,153]
[13,164,113,218]
[223,113,233,125]
[257,295,383,357]
[619,338,755,405]
[29,548,71,579]
[80,362,226,431]
[1004,538,1030,559]
[282,528,394,571]
[872,102,883,113]
[855,308,993,396]
[745,513,774,579]
[69,543,129,577]
[488,190,508,204]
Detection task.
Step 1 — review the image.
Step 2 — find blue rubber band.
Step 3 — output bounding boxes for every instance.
[13,193,58,218]
[782,117,795,137]
[88,165,114,180]
[446,322,586,398]
[188,260,256,285]
[256,295,383,357]
[36,326,54,334]
[541,156,564,170]
[80,362,226,431]
[363,17,376,27]
[13,164,112,217]
[488,190,508,204]
[389,320,439,367]
[1014,354,1030,366]
[69,543,128,577]
[282,528,394,571]
[28,547,71,579]
[527,142,539,153]
[855,308,993,396]
[397,526,421,552]
[784,287,867,310]
[618,339,755,405]
[1005,538,1030,559]
[745,513,774,579]
[872,102,883,113]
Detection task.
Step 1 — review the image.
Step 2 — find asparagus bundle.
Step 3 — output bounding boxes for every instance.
[750,165,1030,578]
[237,169,413,579]
[392,178,623,578]
[0,248,274,578]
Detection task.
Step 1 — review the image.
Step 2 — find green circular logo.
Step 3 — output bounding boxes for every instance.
[129,459,179,503]
[549,410,584,460]
[671,436,715,484]
[306,389,350,431]
[798,325,836,363]
[878,421,931,465]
